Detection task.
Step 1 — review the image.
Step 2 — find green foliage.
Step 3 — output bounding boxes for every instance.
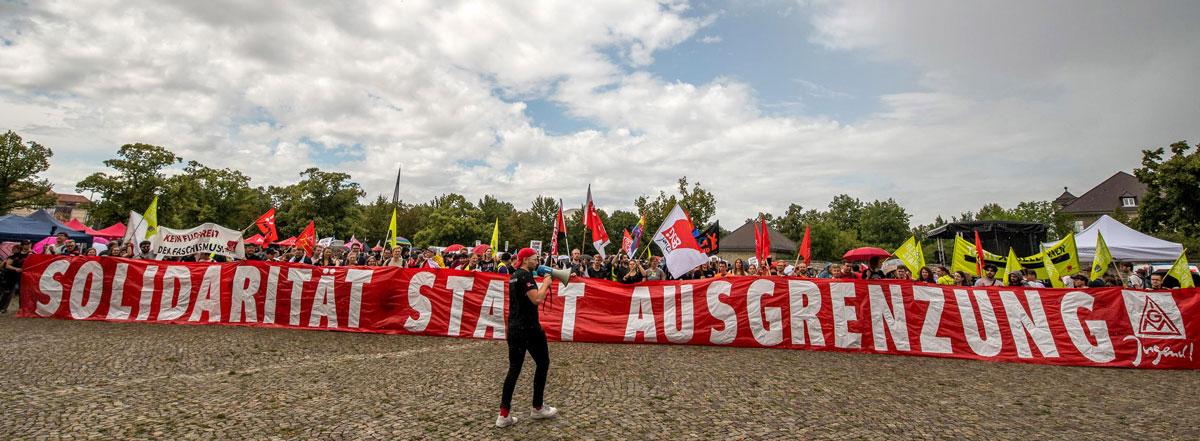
[1136,141,1200,258]
[269,168,365,238]
[161,161,270,230]
[0,130,56,213]
[767,194,905,261]
[76,143,180,225]
[955,200,1073,238]
[412,194,485,247]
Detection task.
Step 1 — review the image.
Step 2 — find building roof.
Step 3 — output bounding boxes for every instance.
[1053,188,1076,207]
[721,220,797,253]
[55,193,91,204]
[1061,171,1146,214]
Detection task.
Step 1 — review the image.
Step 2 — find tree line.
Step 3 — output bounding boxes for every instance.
[2,130,1197,260]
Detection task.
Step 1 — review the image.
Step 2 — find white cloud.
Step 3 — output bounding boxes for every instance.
[1,0,1198,232]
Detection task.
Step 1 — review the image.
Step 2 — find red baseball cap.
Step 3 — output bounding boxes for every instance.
[515,247,537,264]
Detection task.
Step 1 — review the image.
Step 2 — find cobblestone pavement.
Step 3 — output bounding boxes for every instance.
[1,313,1198,440]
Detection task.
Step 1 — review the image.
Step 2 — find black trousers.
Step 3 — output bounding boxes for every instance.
[500,326,550,410]
[0,277,18,312]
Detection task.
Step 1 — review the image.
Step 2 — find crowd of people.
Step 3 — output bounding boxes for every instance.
[0,231,1189,314]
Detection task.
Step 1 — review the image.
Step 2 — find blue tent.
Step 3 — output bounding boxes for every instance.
[0,211,93,244]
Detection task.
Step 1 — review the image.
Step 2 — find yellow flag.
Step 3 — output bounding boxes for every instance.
[143,195,159,239]
[1004,248,1022,286]
[894,235,925,279]
[952,235,1005,276]
[387,208,398,248]
[1043,249,1064,288]
[1167,250,1195,289]
[1090,231,1112,281]
[489,218,500,258]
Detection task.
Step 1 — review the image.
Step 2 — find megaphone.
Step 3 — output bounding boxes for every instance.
[536,265,571,285]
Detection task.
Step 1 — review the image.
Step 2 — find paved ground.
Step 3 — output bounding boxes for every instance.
[1,312,1198,440]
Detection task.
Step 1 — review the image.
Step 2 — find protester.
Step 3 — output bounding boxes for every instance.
[894,267,912,280]
[714,261,729,278]
[43,232,69,255]
[1,241,31,313]
[1006,271,1024,287]
[496,248,558,428]
[953,271,971,286]
[586,255,606,279]
[644,256,665,280]
[1023,270,1045,288]
[1070,274,1089,288]
[917,267,937,284]
[1130,264,1150,289]
[1150,273,1165,290]
[973,265,1002,287]
[494,252,511,274]
[314,248,339,266]
[568,249,586,277]
[288,248,312,264]
[731,259,748,276]
[621,259,645,284]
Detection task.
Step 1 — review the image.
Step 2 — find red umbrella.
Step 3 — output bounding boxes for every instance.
[842,247,892,261]
[444,244,465,253]
[472,244,490,255]
[275,236,297,246]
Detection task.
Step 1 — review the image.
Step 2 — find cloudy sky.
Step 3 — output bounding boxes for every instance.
[2,0,1197,226]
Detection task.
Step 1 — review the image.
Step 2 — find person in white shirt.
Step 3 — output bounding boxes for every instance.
[1022,269,1046,288]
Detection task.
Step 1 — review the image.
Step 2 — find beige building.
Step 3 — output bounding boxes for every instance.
[9,192,91,223]
[1056,171,1144,232]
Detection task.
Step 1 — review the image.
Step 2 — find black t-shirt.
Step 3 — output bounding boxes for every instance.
[508,269,542,331]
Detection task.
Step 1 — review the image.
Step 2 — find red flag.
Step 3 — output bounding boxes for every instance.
[255,208,279,243]
[551,200,567,256]
[295,221,316,257]
[753,220,762,264]
[585,185,610,257]
[759,216,772,262]
[974,230,986,277]
[798,225,812,265]
[621,229,634,258]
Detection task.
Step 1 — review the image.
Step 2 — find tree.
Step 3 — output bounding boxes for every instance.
[676,177,717,228]
[161,161,270,229]
[1135,141,1200,256]
[412,193,485,247]
[0,130,56,213]
[270,168,365,238]
[826,194,864,231]
[76,143,181,226]
[857,198,911,246]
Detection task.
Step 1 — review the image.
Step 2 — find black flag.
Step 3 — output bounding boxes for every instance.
[697,221,720,256]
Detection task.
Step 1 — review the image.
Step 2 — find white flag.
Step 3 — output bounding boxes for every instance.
[652,204,708,278]
[123,211,150,256]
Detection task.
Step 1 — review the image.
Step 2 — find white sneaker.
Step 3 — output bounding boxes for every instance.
[530,405,558,420]
[495,414,518,428]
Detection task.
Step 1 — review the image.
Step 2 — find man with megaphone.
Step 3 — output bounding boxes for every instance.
[495,247,561,428]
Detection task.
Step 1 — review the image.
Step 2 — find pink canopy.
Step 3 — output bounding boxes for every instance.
[64,219,102,235]
[31,236,58,254]
[92,222,127,239]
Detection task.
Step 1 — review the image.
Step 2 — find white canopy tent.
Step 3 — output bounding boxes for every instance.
[1043,215,1183,262]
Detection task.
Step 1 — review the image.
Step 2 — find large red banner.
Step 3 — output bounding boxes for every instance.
[20,255,1199,369]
